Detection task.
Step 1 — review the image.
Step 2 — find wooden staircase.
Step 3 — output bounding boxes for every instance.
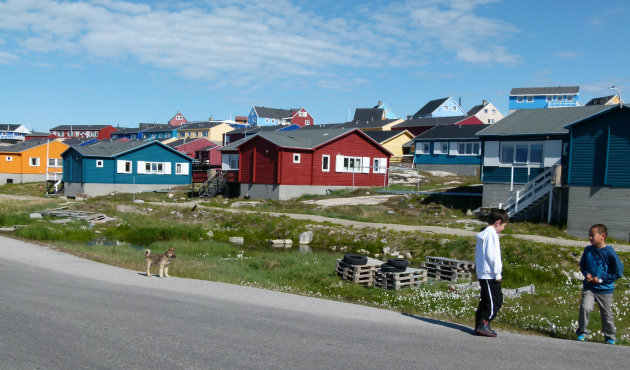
[46,172,64,196]
[498,165,561,222]
[199,170,227,198]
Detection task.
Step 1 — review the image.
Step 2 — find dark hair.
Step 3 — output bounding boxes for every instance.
[488,208,509,225]
[590,224,608,236]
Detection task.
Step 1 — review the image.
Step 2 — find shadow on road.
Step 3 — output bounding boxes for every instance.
[402,313,476,335]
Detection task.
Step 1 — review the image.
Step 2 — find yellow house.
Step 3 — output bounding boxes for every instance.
[177,121,234,142]
[0,140,69,184]
[363,129,415,157]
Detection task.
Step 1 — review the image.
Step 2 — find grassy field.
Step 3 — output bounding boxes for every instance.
[1,182,629,345]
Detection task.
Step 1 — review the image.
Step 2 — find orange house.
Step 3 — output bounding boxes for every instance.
[0,140,69,184]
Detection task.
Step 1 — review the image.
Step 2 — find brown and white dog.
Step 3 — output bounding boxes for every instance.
[145,248,176,277]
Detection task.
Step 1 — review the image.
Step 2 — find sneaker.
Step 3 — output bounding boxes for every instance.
[475,320,498,337]
[606,339,616,345]
[576,334,586,341]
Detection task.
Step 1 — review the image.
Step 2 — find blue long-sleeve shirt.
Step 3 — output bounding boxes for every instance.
[580,245,624,294]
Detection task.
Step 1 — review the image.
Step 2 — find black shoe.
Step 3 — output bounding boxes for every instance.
[475,320,497,337]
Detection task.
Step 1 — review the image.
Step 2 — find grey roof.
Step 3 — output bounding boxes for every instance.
[112,127,145,134]
[331,119,398,129]
[361,130,410,143]
[220,128,383,152]
[141,124,172,133]
[353,108,384,122]
[0,140,49,153]
[476,105,612,137]
[50,124,112,130]
[509,86,579,96]
[178,121,226,130]
[0,124,22,131]
[412,98,449,118]
[467,104,487,116]
[585,95,616,106]
[26,131,55,137]
[253,106,292,120]
[394,116,467,128]
[229,124,288,134]
[415,124,490,140]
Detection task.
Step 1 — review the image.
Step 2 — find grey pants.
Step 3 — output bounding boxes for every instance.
[576,289,616,340]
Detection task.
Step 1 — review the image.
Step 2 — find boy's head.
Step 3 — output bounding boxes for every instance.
[488,208,509,233]
[589,224,608,247]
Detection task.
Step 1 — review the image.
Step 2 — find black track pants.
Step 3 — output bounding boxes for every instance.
[476,279,503,326]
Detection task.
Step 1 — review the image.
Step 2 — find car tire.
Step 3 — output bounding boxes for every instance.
[387,258,410,269]
[343,254,368,265]
[380,263,406,273]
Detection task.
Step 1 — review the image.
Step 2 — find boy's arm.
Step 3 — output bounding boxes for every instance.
[489,233,502,280]
[601,253,624,284]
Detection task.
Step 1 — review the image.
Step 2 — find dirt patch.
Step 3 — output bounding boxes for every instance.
[302,195,399,207]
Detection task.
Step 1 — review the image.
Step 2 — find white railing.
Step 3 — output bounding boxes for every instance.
[547,100,578,108]
[498,165,560,217]
[46,172,63,193]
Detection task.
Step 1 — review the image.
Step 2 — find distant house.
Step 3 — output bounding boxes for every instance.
[563,104,630,240]
[413,124,489,175]
[25,131,58,141]
[223,124,299,146]
[362,129,414,159]
[327,119,404,132]
[508,86,579,113]
[585,95,622,106]
[61,141,192,197]
[248,106,314,127]
[411,97,466,119]
[466,100,504,124]
[0,124,31,143]
[476,105,616,224]
[141,124,176,140]
[195,144,221,167]
[235,116,248,125]
[218,128,391,200]
[352,101,399,122]
[0,140,68,184]
[165,138,215,159]
[177,121,234,142]
[168,111,188,128]
[392,115,483,136]
[50,125,117,140]
[110,127,147,141]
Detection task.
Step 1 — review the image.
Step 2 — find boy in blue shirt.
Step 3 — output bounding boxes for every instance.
[576,224,624,345]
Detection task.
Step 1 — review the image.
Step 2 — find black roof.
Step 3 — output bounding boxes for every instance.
[111,127,145,134]
[0,124,23,131]
[142,124,172,133]
[585,95,616,106]
[394,116,467,128]
[352,108,384,122]
[412,98,449,118]
[228,124,289,134]
[415,124,490,140]
[362,130,410,143]
[331,119,399,129]
[509,86,579,96]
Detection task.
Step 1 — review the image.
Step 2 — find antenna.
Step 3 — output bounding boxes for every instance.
[610,85,623,108]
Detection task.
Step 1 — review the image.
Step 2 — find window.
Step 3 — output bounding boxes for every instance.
[322,155,330,172]
[547,96,553,102]
[526,96,534,102]
[484,109,489,114]
[175,163,190,175]
[343,157,362,172]
[456,142,480,156]
[5,156,12,162]
[29,157,40,167]
[293,153,301,163]
[222,154,239,170]
[433,142,448,155]
[305,120,310,125]
[517,97,524,103]
[96,160,103,168]
[415,142,430,154]
[48,158,62,167]
[271,119,275,123]
[143,162,164,174]
[117,160,132,173]
[452,105,457,111]
[500,143,544,165]
[443,105,448,111]
[373,158,387,174]
[265,118,269,123]
[566,95,574,102]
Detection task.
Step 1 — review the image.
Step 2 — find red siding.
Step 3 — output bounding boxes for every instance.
[239,137,278,184]
[174,138,215,158]
[278,149,313,185]
[456,116,484,125]
[290,108,314,127]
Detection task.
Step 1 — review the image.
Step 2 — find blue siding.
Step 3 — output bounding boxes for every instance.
[509,94,579,110]
[248,107,258,127]
[84,158,116,183]
[569,120,607,186]
[482,166,545,183]
[62,148,83,183]
[431,98,466,118]
[607,119,630,186]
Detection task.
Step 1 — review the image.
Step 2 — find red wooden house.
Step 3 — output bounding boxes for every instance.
[165,138,216,159]
[218,128,391,200]
[289,107,314,127]
[50,124,117,140]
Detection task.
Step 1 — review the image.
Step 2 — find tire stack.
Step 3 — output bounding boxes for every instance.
[336,254,381,286]
[374,258,427,290]
[422,256,474,282]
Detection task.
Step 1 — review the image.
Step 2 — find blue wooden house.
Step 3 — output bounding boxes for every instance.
[61,141,192,197]
[248,106,292,127]
[509,86,579,113]
[110,127,147,141]
[563,104,630,240]
[476,105,612,223]
[411,97,466,119]
[140,124,177,140]
[414,124,489,175]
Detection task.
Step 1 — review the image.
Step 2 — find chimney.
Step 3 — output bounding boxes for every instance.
[483,100,488,106]
[458,97,462,107]
[378,100,382,106]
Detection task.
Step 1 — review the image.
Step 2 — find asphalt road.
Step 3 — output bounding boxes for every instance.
[1,236,628,369]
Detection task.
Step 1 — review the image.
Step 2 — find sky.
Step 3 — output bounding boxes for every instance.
[0,0,629,132]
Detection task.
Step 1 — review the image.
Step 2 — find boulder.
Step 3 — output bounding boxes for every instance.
[229,236,244,245]
[299,231,313,244]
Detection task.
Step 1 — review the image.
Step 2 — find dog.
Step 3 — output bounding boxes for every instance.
[145,248,176,277]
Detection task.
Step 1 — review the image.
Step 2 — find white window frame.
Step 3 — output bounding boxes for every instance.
[117,160,132,174]
[452,105,457,111]
[443,105,448,111]
[526,96,534,103]
[415,142,430,155]
[96,160,104,168]
[335,155,364,173]
[566,95,574,102]
[222,153,239,170]
[499,142,544,166]
[5,156,12,162]
[305,120,310,125]
[373,158,387,174]
[456,142,481,156]
[321,155,330,172]
[175,163,189,175]
[556,95,564,101]
[517,96,524,103]
[48,158,62,168]
[265,118,269,123]
[29,157,40,167]
[293,153,301,164]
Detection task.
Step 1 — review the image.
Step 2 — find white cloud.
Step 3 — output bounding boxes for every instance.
[555,51,580,59]
[0,0,520,86]
[0,51,20,65]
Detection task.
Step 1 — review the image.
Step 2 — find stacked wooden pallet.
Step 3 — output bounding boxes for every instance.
[374,267,427,290]
[422,256,474,282]
[336,257,382,286]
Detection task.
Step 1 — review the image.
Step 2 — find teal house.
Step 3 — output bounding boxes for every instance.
[62,141,192,197]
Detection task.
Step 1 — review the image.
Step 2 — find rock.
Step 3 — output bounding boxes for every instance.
[404,252,412,259]
[168,193,174,198]
[387,210,395,214]
[284,239,293,247]
[299,231,313,244]
[270,239,285,247]
[229,236,244,245]
[466,209,474,216]
[133,199,144,204]
[29,213,42,219]
[206,230,214,238]
[374,253,380,258]
[382,247,391,254]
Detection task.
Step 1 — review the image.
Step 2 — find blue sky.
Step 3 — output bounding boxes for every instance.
[0,0,628,132]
